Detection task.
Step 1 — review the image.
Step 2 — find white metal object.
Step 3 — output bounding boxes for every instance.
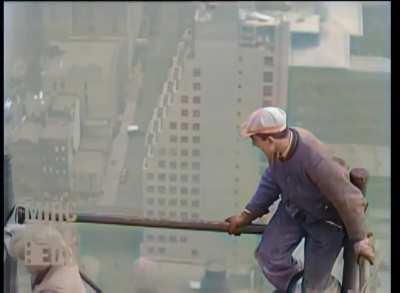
[127,125,139,133]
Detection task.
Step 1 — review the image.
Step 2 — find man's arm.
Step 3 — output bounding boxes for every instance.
[226,167,281,235]
[244,167,281,219]
[306,155,368,242]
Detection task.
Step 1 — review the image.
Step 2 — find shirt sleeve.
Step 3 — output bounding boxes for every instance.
[306,152,368,242]
[244,167,281,218]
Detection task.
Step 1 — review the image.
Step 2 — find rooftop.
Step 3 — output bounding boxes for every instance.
[13,121,42,144]
[80,135,110,153]
[325,1,363,37]
[47,39,122,79]
[41,122,71,140]
[73,150,106,174]
[51,93,77,113]
[24,93,51,117]
[289,2,363,68]
[283,12,320,34]
[239,9,280,27]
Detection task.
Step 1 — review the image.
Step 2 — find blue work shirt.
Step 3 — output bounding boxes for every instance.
[245,127,368,242]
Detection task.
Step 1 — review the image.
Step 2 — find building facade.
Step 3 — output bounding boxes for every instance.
[140,2,290,269]
[39,121,74,196]
[40,2,143,68]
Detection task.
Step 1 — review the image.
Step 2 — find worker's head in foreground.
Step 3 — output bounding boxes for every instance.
[240,107,291,163]
[6,223,78,273]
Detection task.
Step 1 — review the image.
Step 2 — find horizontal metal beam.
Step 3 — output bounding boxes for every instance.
[75,213,267,235]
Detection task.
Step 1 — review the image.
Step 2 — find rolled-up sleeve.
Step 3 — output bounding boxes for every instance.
[244,167,281,218]
[306,154,368,242]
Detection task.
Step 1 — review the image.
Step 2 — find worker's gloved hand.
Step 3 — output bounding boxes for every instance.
[354,232,375,265]
[225,211,253,236]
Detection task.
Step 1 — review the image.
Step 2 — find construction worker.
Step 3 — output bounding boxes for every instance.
[225,107,375,292]
[5,223,86,293]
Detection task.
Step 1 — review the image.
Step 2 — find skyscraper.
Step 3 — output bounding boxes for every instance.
[141,2,290,268]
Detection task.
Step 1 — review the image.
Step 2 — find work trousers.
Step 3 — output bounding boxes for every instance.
[255,203,345,292]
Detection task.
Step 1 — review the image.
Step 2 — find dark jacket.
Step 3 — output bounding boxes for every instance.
[245,127,367,242]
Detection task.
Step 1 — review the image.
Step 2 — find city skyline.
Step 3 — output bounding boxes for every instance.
[4,2,390,293]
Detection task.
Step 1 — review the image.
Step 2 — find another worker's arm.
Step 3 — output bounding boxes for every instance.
[225,167,281,235]
[306,154,368,241]
[306,153,375,263]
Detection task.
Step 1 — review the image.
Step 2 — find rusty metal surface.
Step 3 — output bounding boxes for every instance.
[76,213,267,235]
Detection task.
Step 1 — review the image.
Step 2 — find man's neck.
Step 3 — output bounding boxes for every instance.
[278,130,293,160]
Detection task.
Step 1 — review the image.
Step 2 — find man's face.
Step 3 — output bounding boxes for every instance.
[251,135,277,162]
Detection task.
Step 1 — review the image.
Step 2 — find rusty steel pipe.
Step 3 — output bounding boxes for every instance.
[75,213,267,235]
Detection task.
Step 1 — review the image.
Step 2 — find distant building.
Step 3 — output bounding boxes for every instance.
[39,121,74,195]
[237,6,290,108]
[41,2,130,39]
[71,150,105,197]
[262,2,365,68]
[140,2,289,266]
[79,118,113,158]
[8,92,82,200]
[42,39,128,120]
[22,91,52,125]
[47,93,77,122]
[40,2,143,67]
[8,122,43,198]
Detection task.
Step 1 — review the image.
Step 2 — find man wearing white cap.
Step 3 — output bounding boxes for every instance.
[225,107,375,292]
[5,223,86,293]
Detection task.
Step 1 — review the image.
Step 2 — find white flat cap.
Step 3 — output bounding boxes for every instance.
[240,107,287,138]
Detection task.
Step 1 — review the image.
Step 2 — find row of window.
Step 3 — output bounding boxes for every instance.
[169,122,200,131]
[145,185,200,195]
[43,166,67,175]
[146,246,199,257]
[147,246,166,254]
[52,79,90,93]
[146,197,200,208]
[145,210,200,221]
[238,56,273,67]
[181,109,200,118]
[157,161,199,171]
[170,135,201,144]
[55,156,67,162]
[181,95,201,104]
[158,148,201,157]
[147,172,200,183]
[146,234,186,243]
[146,173,200,183]
[237,83,272,97]
[54,145,67,153]
[158,158,201,169]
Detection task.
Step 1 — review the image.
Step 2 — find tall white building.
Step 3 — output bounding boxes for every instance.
[141,2,290,269]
